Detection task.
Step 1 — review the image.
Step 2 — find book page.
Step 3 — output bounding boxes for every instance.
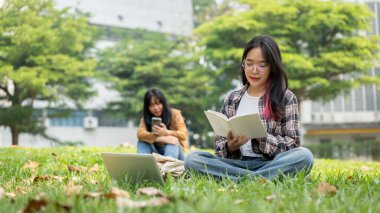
[228,114,268,139]
[204,111,231,137]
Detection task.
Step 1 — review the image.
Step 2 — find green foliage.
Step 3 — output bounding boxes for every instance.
[196,0,380,102]
[98,29,218,147]
[0,147,380,212]
[0,0,98,145]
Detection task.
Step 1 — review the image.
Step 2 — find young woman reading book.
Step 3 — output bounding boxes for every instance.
[137,88,188,160]
[184,35,314,180]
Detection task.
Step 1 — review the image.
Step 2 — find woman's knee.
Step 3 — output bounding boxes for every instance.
[294,147,314,169]
[137,141,153,153]
[184,151,211,169]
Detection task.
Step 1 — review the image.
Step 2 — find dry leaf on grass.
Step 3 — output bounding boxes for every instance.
[360,166,372,172]
[266,193,276,201]
[16,187,26,195]
[68,164,100,173]
[20,197,48,213]
[104,187,130,199]
[233,199,244,205]
[316,183,337,196]
[23,160,40,170]
[88,164,100,172]
[87,178,98,185]
[259,177,267,184]
[64,185,83,196]
[67,165,84,173]
[116,197,170,208]
[83,192,102,199]
[136,187,165,197]
[4,192,16,201]
[20,194,72,213]
[32,175,64,183]
[68,178,76,187]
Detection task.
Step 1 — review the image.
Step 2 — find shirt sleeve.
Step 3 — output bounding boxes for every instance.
[136,118,157,143]
[214,93,241,159]
[257,93,301,158]
[167,110,188,142]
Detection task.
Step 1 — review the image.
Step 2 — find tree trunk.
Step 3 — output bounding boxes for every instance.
[10,125,20,146]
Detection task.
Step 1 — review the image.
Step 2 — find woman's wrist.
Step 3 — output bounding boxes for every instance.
[225,142,231,154]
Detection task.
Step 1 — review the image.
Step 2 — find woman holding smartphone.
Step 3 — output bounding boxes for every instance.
[137,88,188,160]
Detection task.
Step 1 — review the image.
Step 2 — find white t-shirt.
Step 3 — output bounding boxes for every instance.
[235,91,262,157]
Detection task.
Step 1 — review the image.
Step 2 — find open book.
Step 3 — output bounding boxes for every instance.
[204,110,268,138]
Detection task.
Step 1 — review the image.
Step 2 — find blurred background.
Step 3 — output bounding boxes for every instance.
[0,0,380,161]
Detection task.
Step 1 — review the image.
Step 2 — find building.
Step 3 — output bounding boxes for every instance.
[0,0,193,147]
[301,0,380,144]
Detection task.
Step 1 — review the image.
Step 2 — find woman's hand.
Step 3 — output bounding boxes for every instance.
[226,131,249,153]
[152,123,169,137]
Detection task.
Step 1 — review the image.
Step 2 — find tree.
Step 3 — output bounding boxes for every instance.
[98,29,218,147]
[0,0,98,145]
[195,0,380,106]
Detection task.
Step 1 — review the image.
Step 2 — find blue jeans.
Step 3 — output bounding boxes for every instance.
[184,147,314,181]
[137,141,185,160]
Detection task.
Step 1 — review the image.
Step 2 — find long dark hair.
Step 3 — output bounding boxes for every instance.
[240,35,288,120]
[143,88,172,131]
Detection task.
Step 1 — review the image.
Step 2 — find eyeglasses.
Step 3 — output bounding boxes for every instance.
[242,59,269,74]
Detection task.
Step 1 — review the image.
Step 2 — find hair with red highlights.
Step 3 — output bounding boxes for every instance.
[240,36,288,120]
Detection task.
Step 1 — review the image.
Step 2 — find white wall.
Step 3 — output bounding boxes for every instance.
[55,0,193,36]
[0,126,138,147]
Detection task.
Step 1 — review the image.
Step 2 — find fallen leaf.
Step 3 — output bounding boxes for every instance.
[88,164,100,173]
[5,192,16,199]
[68,165,83,173]
[64,185,83,196]
[360,166,372,172]
[33,175,63,183]
[316,183,337,196]
[87,178,98,185]
[116,197,170,208]
[0,187,4,198]
[233,199,244,205]
[68,178,76,187]
[266,193,276,201]
[20,194,71,213]
[259,177,267,184]
[104,187,130,199]
[16,187,26,195]
[20,197,48,213]
[54,203,72,212]
[83,192,102,198]
[23,160,40,170]
[136,187,165,197]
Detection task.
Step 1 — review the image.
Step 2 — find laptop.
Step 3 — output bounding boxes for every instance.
[101,152,165,185]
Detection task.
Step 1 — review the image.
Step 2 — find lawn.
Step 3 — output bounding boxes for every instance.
[0,146,379,212]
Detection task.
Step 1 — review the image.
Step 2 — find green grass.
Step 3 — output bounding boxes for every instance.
[1,146,380,212]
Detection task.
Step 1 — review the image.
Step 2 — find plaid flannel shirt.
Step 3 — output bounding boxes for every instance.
[214,85,301,160]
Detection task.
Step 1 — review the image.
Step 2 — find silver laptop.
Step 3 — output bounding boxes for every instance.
[101,153,165,185]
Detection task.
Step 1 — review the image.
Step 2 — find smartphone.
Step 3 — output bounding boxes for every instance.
[152,117,162,126]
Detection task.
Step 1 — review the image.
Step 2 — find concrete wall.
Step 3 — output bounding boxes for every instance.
[0,126,138,147]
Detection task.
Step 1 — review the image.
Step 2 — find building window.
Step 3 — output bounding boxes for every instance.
[333,96,343,112]
[320,138,331,143]
[354,87,364,111]
[354,136,376,143]
[365,84,375,111]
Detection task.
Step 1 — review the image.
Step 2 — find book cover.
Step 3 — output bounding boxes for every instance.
[204,110,268,138]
